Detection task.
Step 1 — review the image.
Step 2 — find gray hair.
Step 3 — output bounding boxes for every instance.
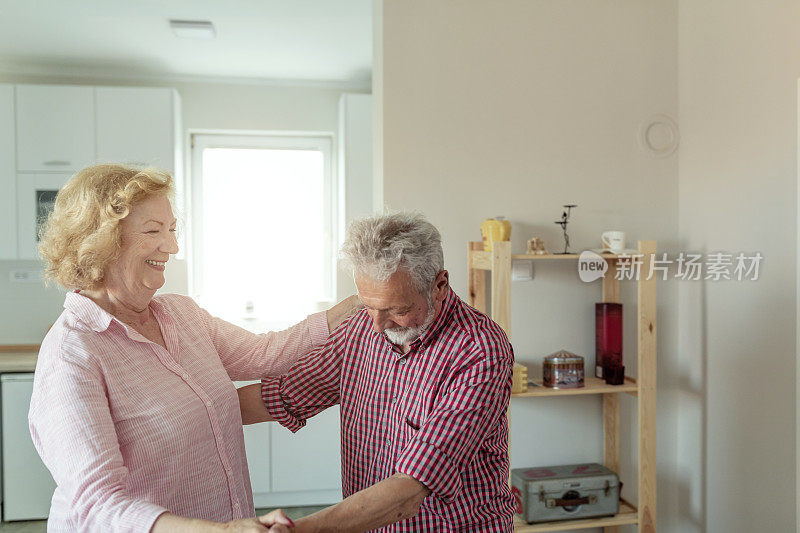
[341,212,444,293]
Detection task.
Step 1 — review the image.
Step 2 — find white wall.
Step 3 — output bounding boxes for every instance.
[677,1,799,531]
[379,1,679,531]
[379,1,800,531]
[0,73,367,343]
[337,93,374,297]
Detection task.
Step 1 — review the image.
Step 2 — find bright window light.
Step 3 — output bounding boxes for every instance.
[191,135,335,332]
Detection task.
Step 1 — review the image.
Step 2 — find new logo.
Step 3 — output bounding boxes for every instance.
[578,251,608,282]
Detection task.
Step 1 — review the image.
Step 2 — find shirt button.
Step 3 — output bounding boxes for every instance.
[234,502,240,509]
[399,358,407,365]
[206,400,212,407]
[182,373,189,380]
[391,397,397,404]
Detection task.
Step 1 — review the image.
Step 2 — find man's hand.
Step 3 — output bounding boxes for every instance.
[257,509,295,532]
[220,510,294,532]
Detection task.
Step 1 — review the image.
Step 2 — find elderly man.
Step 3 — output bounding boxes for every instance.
[239,212,516,531]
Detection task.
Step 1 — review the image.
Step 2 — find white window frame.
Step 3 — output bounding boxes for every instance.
[188,132,338,308]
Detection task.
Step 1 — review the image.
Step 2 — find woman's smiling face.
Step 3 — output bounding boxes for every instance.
[103,195,178,301]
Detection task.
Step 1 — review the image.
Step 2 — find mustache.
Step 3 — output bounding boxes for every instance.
[384,300,436,345]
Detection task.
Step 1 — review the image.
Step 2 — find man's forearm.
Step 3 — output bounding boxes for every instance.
[237,383,274,425]
[291,473,431,532]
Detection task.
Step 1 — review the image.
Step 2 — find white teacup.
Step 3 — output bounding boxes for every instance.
[601,231,625,252]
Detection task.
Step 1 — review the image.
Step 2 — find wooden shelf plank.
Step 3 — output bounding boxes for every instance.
[471,251,492,270]
[491,242,512,334]
[511,253,643,261]
[468,242,487,311]
[513,500,638,532]
[0,344,39,353]
[512,376,637,398]
[470,249,644,266]
[637,240,658,532]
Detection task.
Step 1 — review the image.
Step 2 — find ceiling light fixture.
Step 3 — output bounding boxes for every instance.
[169,20,216,40]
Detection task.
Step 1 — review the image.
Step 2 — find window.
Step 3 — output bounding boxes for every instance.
[190,133,336,332]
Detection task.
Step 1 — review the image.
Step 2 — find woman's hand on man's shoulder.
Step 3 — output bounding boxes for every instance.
[326,294,364,332]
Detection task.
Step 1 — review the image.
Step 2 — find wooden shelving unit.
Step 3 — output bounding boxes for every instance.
[467,240,657,533]
[513,500,639,532]
[517,376,638,398]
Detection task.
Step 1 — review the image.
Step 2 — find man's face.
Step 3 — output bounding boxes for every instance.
[355,268,448,346]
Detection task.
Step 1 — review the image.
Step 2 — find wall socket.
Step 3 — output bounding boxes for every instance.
[511,260,534,281]
[9,270,44,283]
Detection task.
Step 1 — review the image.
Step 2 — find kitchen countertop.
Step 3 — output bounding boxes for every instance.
[0,347,39,373]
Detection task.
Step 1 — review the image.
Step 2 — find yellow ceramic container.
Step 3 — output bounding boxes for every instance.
[480,217,512,251]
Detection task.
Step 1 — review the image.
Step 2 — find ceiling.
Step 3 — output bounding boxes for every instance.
[0,0,373,87]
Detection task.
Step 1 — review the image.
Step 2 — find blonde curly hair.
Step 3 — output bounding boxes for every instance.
[39,164,174,290]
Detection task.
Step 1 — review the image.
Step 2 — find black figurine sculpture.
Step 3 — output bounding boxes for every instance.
[554,204,577,254]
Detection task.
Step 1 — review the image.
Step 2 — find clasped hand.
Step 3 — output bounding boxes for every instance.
[222,509,294,532]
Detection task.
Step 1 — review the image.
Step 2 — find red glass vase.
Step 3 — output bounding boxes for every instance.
[595,303,623,378]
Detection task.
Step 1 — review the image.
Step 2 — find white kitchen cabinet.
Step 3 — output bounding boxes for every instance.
[15,85,95,173]
[16,173,73,259]
[270,406,342,494]
[236,381,342,508]
[1,373,56,521]
[96,87,180,173]
[242,420,271,496]
[0,84,16,259]
[5,83,182,259]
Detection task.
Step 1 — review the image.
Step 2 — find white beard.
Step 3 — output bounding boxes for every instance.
[384,301,436,346]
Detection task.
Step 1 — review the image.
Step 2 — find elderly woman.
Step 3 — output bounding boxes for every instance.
[29,164,359,532]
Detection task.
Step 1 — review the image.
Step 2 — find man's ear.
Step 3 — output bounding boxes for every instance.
[434,270,449,303]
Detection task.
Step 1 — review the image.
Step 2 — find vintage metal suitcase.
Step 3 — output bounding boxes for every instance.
[510,463,620,523]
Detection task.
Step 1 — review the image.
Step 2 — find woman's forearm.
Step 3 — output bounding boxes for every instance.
[152,510,293,532]
[151,512,223,532]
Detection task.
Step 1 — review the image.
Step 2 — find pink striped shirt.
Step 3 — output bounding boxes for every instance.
[29,292,328,532]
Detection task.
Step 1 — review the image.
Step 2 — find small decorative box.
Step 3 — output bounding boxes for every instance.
[512,363,528,393]
[542,350,584,389]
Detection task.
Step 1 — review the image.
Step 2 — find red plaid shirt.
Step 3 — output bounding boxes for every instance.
[262,287,515,531]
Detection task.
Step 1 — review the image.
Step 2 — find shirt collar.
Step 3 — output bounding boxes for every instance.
[64,291,166,338]
[408,286,457,351]
[64,291,116,332]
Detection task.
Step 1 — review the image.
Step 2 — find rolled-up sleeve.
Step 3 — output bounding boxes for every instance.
[29,353,167,532]
[261,319,348,432]
[395,351,513,504]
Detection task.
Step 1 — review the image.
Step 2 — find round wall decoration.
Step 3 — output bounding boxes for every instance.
[638,114,679,157]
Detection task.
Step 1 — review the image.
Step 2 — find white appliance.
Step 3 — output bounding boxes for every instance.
[1,373,55,521]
